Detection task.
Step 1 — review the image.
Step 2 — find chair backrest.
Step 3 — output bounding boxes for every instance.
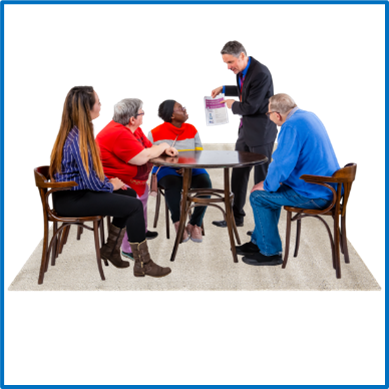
[34,165,78,219]
[300,163,357,216]
[34,166,50,185]
[34,166,51,210]
[332,163,357,216]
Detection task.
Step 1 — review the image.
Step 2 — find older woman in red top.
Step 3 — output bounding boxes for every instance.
[96,98,177,259]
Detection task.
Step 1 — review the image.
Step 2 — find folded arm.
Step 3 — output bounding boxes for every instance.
[129,143,178,166]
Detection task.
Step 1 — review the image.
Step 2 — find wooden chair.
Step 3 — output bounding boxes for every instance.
[152,181,172,239]
[283,163,357,279]
[152,174,205,239]
[34,166,107,285]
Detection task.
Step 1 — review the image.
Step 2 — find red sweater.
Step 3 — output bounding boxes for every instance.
[96,120,152,196]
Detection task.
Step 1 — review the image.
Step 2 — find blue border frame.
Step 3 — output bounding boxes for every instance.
[0,1,386,3]
[0,0,5,385]
[0,0,389,389]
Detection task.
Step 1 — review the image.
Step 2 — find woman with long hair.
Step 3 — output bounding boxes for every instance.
[50,86,171,278]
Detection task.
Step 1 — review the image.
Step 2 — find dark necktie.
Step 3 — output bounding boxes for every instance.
[239,73,245,128]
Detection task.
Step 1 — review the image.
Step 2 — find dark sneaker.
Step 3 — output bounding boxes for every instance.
[146,230,159,240]
[235,241,260,256]
[242,252,283,266]
[212,220,243,228]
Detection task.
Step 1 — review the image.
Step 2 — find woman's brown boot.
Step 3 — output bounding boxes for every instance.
[129,239,171,278]
[100,224,130,268]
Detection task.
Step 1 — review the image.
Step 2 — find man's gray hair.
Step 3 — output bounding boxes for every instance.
[269,94,297,115]
[113,98,143,126]
[221,41,247,57]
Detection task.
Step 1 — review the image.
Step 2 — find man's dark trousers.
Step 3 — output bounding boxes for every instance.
[232,136,274,225]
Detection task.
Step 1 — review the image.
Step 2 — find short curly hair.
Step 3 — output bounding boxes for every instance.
[158,100,176,123]
[269,94,297,114]
[113,98,143,125]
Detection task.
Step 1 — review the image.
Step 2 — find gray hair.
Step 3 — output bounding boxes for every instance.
[113,98,143,126]
[221,41,247,57]
[269,94,297,115]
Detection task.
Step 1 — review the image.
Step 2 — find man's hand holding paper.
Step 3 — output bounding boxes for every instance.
[211,86,223,98]
[220,99,236,109]
[204,94,229,126]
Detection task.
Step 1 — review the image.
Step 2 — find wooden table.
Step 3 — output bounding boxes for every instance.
[151,150,268,263]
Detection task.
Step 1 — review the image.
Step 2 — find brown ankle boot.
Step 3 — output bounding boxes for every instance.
[129,239,171,278]
[100,224,130,268]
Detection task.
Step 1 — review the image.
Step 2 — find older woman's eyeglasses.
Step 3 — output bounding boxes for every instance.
[266,111,279,117]
[135,111,145,118]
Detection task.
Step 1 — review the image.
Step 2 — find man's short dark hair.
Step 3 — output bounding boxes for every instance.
[220,39,247,58]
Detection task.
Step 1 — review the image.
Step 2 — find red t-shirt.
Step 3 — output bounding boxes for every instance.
[96,120,153,196]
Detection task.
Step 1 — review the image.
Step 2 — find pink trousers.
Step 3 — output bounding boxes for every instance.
[121,185,149,253]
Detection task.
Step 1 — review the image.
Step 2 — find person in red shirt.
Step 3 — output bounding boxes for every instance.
[96,98,177,259]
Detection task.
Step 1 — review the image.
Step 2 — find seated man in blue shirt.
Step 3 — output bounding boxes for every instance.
[236,93,340,266]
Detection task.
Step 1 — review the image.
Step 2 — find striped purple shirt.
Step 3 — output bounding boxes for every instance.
[54,127,114,192]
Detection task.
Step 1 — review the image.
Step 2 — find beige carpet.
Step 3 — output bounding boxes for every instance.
[9,144,380,291]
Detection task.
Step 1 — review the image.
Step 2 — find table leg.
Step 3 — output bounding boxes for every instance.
[231,215,241,246]
[224,168,239,263]
[170,168,191,262]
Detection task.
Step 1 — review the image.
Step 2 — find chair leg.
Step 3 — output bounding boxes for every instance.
[101,217,109,267]
[227,210,238,263]
[38,219,49,284]
[201,220,205,236]
[339,227,344,255]
[231,212,241,245]
[105,216,111,247]
[63,224,70,245]
[282,211,292,269]
[52,223,63,268]
[165,195,170,239]
[53,224,70,267]
[93,220,105,281]
[77,225,83,240]
[58,225,70,255]
[170,169,192,261]
[341,214,350,264]
[99,219,105,247]
[334,213,341,279]
[223,169,239,263]
[51,222,58,266]
[293,219,301,257]
[154,189,161,229]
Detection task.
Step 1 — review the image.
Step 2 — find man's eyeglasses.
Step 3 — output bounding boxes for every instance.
[135,111,145,118]
[266,111,279,117]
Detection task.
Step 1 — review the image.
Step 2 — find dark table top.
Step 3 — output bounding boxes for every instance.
[151,150,268,169]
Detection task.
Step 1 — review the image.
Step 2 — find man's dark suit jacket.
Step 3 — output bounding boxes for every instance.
[224,56,277,147]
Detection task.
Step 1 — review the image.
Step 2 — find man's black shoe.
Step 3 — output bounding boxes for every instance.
[247,230,253,236]
[146,230,159,240]
[212,220,244,228]
[235,241,260,256]
[242,252,283,266]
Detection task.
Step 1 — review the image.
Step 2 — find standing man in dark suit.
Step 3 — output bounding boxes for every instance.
[211,41,278,230]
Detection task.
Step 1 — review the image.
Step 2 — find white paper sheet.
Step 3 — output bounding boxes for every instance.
[203,93,230,127]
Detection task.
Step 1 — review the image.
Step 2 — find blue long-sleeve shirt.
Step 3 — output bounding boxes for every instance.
[264,108,340,200]
[54,126,114,192]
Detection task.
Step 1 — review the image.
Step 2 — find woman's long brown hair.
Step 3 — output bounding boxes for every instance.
[49,86,105,181]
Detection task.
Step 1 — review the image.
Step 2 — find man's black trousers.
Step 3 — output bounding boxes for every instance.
[232,140,275,225]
